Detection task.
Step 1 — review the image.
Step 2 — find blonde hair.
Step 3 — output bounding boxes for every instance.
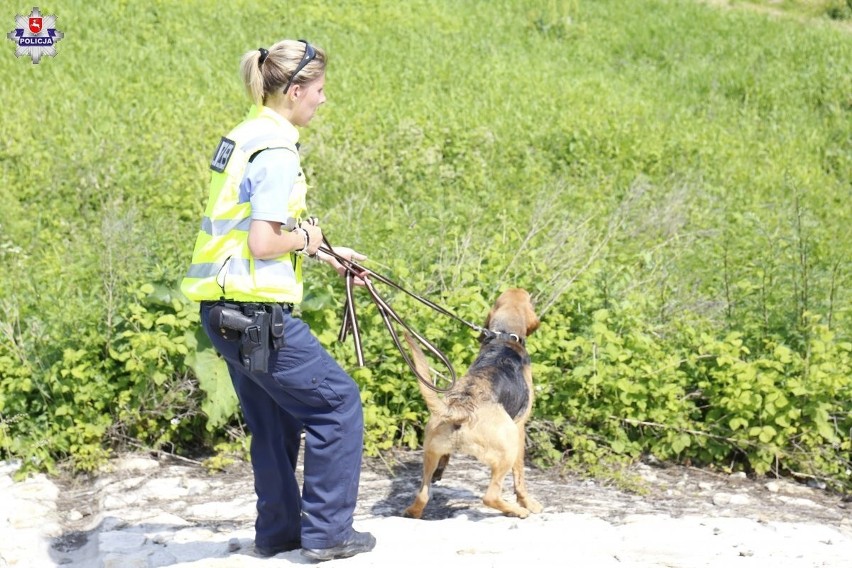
[240,39,327,106]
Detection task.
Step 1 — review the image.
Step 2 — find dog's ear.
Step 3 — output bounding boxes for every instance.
[515,289,540,335]
[525,302,540,335]
[526,313,540,335]
[522,290,540,335]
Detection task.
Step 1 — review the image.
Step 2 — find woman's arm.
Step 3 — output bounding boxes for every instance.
[247,219,322,259]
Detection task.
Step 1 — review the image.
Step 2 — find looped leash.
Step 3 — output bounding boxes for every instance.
[317,235,484,394]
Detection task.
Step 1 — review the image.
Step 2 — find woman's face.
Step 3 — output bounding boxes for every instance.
[290,74,326,127]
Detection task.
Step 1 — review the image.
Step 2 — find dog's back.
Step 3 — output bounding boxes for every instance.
[454,338,531,421]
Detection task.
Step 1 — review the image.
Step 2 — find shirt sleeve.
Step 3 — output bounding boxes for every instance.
[240,148,300,224]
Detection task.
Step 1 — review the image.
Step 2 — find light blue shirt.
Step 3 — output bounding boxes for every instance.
[239,147,300,225]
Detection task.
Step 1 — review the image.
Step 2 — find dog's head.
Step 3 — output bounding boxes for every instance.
[483,288,540,339]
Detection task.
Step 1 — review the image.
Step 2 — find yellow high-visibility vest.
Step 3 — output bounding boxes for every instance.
[181,106,308,303]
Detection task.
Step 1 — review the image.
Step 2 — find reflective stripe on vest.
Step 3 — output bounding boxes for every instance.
[185,257,295,279]
[180,108,307,303]
[201,216,252,236]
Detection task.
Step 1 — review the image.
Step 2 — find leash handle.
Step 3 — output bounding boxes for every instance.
[317,242,484,332]
[319,237,459,393]
[363,276,457,393]
[339,271,364,367]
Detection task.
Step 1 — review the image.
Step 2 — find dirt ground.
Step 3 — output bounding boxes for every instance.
[33,447,851,568]
[354,449,851,525]
[52,447,850,531]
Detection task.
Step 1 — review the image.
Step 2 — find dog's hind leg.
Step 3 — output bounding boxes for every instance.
[478,417,531,518]
[512,422,542,514]
[403,447,444,519]
[482,456,531,518]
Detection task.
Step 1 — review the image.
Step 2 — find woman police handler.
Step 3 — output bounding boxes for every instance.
[181,39,375,561]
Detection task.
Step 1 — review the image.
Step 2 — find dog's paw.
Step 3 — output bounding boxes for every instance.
[402,506,423,519]
[519,496,543,514]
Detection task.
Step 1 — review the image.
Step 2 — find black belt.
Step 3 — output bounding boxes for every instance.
[203,300,293,313]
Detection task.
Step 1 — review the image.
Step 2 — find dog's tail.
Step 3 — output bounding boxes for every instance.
[403,332,471,424]
[403,332,448,416]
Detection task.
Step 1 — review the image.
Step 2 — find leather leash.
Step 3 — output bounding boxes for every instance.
[316,235,488,394]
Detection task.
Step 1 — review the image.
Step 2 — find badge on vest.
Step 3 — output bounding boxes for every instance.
[210,137,236,173]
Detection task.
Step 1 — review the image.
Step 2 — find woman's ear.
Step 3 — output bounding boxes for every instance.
[288,83,301,100]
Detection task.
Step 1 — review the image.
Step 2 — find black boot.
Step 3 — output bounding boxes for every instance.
[301,531,376,561]
[255,540,301,557]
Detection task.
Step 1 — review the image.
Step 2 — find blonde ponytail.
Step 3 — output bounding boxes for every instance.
[239,48,268,106]
[238,40,326,106]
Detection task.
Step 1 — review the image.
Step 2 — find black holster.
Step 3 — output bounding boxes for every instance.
[209,303,285,373]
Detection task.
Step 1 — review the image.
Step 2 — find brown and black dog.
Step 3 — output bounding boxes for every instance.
[403,288,543,519]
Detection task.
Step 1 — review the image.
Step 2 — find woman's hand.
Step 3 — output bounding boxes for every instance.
[318,246,369,285]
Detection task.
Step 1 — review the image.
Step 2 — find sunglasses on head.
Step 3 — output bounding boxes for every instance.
[283,39,317,94]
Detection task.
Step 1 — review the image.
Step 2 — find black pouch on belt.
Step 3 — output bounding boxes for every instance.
[269,304,286,350]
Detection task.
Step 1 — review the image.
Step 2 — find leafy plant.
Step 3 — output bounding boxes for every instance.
[1,0,849,490]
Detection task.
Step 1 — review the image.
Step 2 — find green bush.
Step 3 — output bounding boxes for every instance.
[1,0,850,488]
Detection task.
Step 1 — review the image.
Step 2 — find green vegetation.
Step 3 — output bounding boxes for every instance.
[743,0,852,21]
[1,1,850,489]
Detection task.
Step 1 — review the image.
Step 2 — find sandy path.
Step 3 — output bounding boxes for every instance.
[1,451,850,567]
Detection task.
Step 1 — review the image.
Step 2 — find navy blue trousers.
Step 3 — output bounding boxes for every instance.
[201,304,364,550]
